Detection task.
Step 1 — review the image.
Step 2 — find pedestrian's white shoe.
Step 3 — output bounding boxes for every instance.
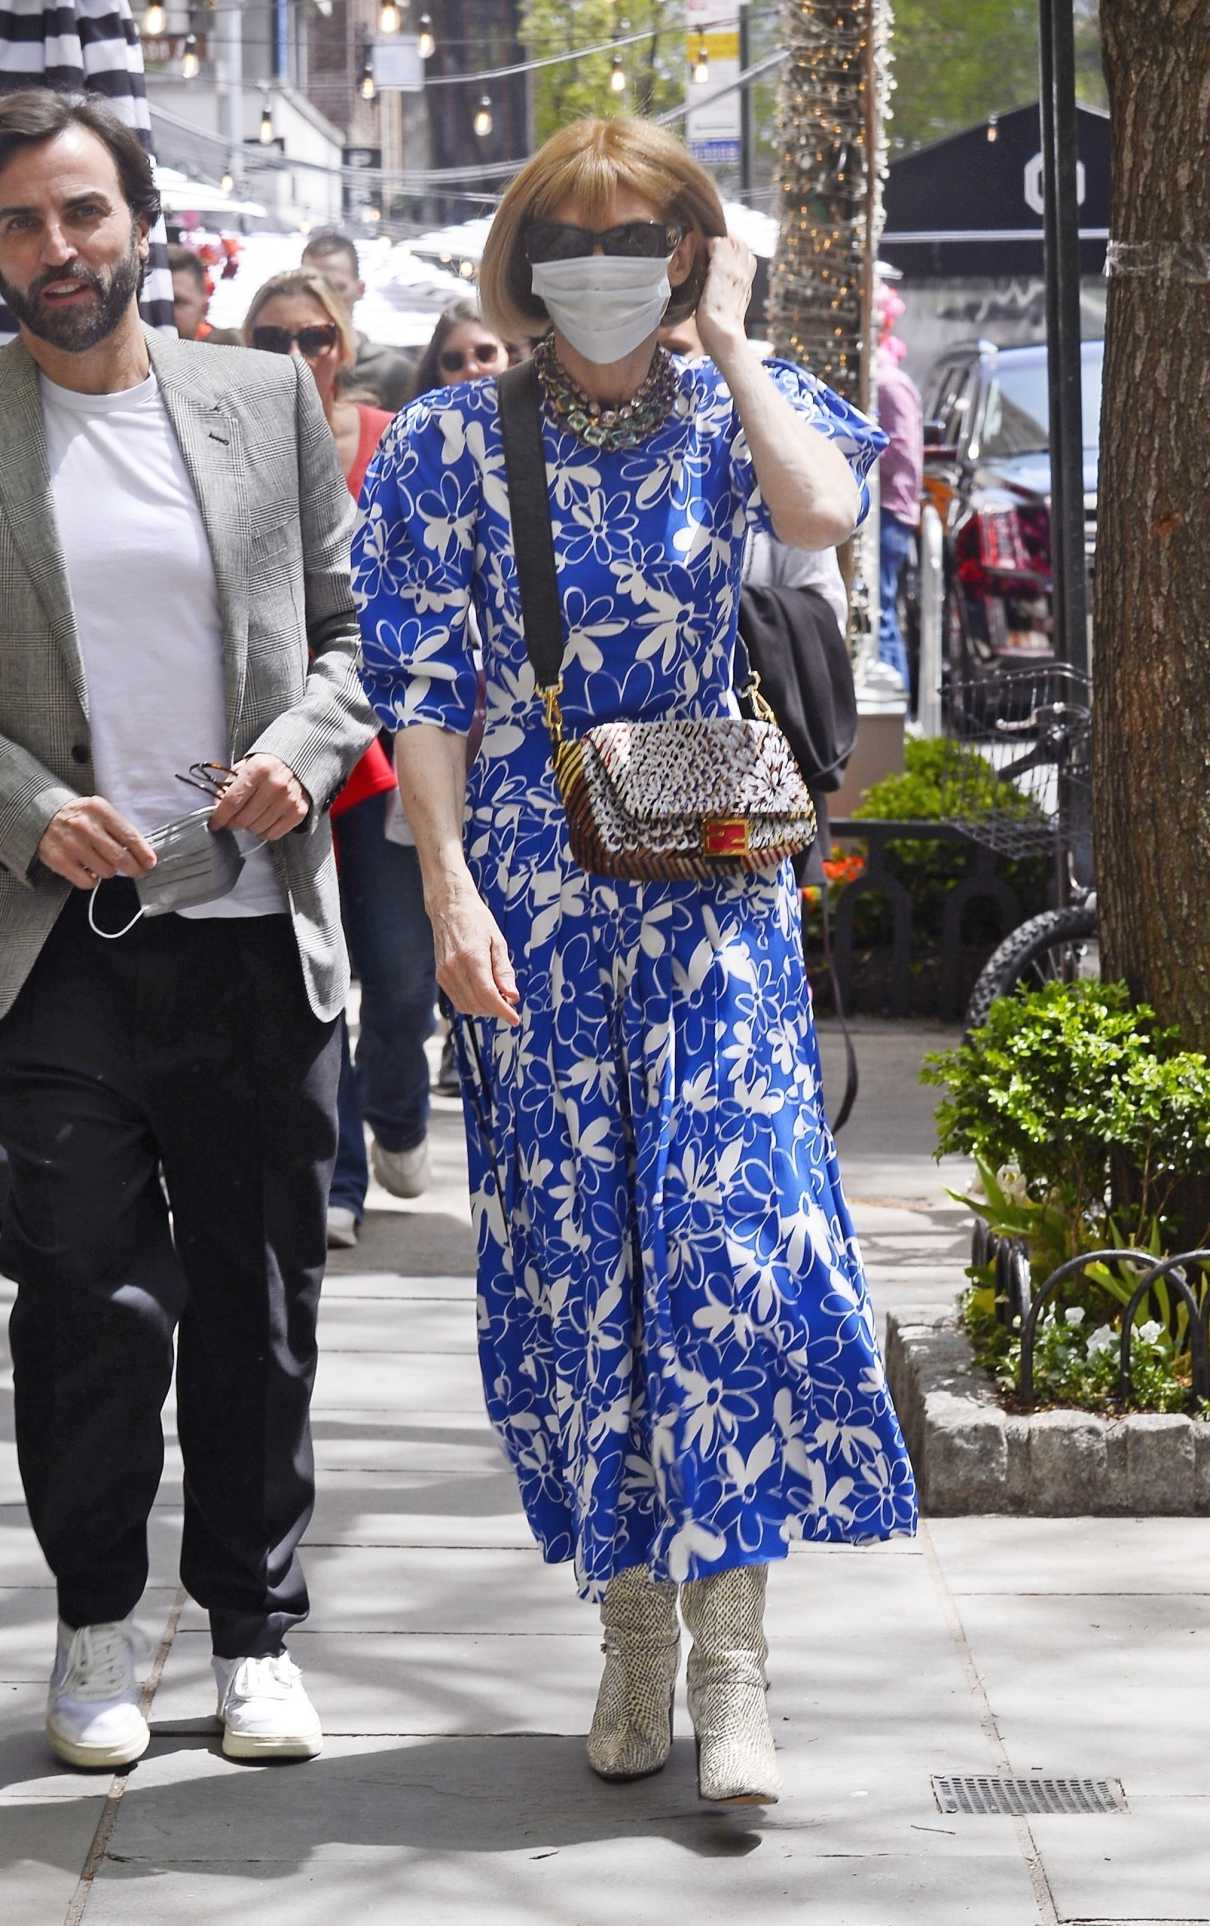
[326,1205,359,1250]
[47,1618,149,1770]
[214,1652,323,1761]
[681,1564,782,1805]
[586,1565,680,1782]
[371,1137,430,1199]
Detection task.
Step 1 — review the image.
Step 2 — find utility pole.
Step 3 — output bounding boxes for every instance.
[215,3,244,193]
[739,0,754,199]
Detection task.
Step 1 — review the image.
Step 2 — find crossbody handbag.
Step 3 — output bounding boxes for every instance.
[497,360,817,884]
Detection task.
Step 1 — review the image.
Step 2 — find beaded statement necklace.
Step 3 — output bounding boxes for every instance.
[533,332,679,451]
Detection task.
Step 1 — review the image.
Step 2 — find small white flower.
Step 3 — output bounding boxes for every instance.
[1086,1323,1117,1358]
[1064,1307,1086,1328]
[1137,1319,1164,1346]
[996,1165,1029,1206]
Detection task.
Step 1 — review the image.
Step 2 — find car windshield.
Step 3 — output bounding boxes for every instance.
[981,347,1103,459]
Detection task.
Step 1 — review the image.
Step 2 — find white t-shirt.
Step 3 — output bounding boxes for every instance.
[40,368,286,918]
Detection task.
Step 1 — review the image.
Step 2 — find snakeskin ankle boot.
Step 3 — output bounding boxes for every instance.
[681,1563,782,1805]
[586,1564,681,1782]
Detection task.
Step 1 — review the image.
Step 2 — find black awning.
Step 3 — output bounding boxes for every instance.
[880,101,1110,281]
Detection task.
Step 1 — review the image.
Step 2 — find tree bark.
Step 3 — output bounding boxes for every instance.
[1095,1,1210,1048]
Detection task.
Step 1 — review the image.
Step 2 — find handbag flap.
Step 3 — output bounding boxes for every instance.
[586,718,813,823]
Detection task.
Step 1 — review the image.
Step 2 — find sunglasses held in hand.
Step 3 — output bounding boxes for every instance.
[440,342,502,374]
[251,323,339,358]
[524,219,685,264]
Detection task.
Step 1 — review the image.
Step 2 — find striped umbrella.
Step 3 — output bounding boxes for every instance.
[0,0,174,342]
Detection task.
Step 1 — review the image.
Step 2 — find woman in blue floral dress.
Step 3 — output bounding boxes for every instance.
[352,117,917,1806]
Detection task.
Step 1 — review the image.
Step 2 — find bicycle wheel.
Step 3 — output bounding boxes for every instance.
[965,904,1099,1034]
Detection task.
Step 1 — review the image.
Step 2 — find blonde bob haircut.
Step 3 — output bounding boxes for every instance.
[479,117,727,344]
[242,268,357,368]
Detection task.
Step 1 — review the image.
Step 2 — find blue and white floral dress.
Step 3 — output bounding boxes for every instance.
[352,356,918,1599]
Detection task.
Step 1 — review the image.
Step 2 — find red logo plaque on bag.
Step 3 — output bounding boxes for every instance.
[703,818,751,858]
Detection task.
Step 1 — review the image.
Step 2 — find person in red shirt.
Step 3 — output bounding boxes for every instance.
[244,271,430,1246]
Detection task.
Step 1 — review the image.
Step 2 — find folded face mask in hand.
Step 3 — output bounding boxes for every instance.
[89,807,245,938]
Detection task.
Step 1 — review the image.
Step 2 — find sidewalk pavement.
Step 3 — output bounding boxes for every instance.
[3,1020,1208,1926]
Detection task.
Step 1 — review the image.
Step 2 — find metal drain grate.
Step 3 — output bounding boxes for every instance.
[932,1775,1127,1817]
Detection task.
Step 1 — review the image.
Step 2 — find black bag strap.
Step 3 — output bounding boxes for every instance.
[497,360,565,692]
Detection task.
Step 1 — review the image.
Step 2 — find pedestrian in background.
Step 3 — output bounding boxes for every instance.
[353,115,915,1809]
[407,297,507,401]
[0,90,375,1771]
[302,226,414,412]
[243,268,430,1241]
[167,241,241,345]
[875,280,923,694]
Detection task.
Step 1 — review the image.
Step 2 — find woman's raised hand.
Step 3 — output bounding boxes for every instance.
[429,875,520,1026]
[695,234,757,364]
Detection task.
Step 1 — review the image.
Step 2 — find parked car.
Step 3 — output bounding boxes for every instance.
[916,337,1102,690]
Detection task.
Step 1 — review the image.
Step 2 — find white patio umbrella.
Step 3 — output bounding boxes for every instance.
[0,0,174,343]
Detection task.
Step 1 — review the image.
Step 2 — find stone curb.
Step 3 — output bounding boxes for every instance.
[886,1307,1210,1515]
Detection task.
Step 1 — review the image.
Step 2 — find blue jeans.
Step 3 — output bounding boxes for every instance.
[879,511,916,690]
[329,793,436,1218]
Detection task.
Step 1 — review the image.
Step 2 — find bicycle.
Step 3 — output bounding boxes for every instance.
[935,665,1097,1033]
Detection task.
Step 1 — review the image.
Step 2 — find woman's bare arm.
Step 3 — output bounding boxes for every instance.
[395,724,519,1025]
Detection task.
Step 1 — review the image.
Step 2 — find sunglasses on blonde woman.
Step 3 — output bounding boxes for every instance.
[440,342,502,374]
[251,323,339,358]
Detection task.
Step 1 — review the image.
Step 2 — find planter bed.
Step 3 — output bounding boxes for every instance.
[886,1307,1210,1516]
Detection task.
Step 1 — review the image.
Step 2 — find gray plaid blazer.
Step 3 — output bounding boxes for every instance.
[0,326,379,1024]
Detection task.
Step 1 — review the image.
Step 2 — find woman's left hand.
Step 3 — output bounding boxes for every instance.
[695,235,757,363]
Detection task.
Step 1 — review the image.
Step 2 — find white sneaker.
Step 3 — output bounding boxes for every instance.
[371,1137,430,1199]
[213,1652,323,1761]
[47,1618,149,1770]
[326,1205,359,1250]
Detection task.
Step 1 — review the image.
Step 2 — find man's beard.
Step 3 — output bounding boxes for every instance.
[0,231,143,353]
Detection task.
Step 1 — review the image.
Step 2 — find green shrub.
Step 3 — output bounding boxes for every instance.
[925,978,1210,1414]
[923,978,1210,1263]
[850,737,1050,942]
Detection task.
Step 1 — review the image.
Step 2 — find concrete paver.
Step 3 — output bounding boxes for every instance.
[3,1022,1210,1924]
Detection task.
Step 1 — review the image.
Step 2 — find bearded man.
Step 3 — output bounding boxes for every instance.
[0,89,375,1769]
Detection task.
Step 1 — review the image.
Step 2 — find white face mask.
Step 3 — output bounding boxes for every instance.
[530,253,674,365]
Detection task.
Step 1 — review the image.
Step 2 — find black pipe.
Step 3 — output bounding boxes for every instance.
[1038,0,1090,678]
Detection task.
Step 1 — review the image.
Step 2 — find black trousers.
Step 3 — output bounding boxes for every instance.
[0,891,339,1659]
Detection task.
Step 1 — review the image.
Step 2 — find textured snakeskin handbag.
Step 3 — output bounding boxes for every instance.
[498,363,817,883]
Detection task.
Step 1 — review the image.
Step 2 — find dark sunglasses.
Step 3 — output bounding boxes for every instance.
[524,218,685,265]
[251,323,339,358]
[174,760,237,800]
[440,342,502,374]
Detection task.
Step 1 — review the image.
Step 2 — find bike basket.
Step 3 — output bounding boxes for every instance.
[937,665,1092,860]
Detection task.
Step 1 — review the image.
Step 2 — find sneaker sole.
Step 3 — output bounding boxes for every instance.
[221,1729,323,1762]
[370,1163,429,1200]
[326,1228,358,1250]
[47,1721,150,1771]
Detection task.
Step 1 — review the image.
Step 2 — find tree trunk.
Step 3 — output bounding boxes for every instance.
[1095,0,1210,1049]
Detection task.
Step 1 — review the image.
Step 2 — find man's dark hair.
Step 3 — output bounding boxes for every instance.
[167,243,206,290]
[0,88,161,228]
[301,229,360,277]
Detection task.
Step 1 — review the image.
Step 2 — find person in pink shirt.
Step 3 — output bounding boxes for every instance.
[876,283,923,691]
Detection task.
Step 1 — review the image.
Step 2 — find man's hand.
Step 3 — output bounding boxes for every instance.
[208,754,310,841]
[37,797,157,890]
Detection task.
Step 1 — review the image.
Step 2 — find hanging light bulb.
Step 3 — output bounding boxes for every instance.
[473,95,493,139]
[181,33,200,81]
[417,14,436,59]
[360,59,377,102]
[221,170,235,195]
[692,39,709,85]
[986,113,999,143]
[378,2,402,31]
[142,4,165,35]
[609,52,627,95]
[258,103,274,145]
